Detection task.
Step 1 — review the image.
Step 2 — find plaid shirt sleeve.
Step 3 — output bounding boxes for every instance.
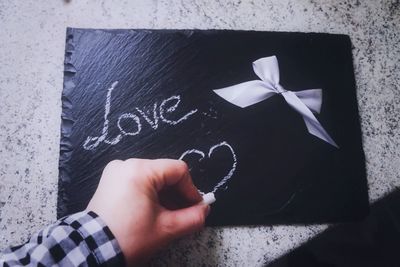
[0,211,125,267]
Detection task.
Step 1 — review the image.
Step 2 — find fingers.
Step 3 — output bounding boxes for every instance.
[159,203,210,238]
[147,159,203,204]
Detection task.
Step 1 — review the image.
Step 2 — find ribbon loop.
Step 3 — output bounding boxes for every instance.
[252,56,280,88]
[214,80,276,109]
[213,56,338,148]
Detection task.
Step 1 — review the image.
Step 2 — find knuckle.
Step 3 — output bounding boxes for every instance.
[124,158,143,169]
[124,158,140,164]
[124,158,144,170]
[124,158,152,182]
[105,159,123,169]
[102,160,123,181]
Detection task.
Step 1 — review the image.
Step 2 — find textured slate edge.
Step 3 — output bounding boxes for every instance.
[57,28,76,219]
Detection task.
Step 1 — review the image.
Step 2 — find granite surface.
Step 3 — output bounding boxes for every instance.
[0,0,398,266]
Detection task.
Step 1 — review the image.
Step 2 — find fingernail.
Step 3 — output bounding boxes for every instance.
[205,205,211,217]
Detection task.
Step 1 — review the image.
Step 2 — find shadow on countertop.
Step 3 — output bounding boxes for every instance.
[268,189,400,267]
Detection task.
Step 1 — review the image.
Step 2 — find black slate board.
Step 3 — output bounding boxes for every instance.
[58,28,369,226]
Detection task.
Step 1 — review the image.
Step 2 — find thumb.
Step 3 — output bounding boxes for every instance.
[159,204,210,238]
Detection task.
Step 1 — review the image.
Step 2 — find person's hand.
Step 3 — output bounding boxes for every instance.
[86,158,209,266]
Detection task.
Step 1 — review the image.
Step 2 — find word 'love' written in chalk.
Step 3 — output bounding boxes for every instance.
[83,81,198,150]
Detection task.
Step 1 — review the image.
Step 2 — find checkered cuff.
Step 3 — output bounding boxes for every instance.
[1,211,125,266]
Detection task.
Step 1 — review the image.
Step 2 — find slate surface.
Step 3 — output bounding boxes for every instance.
[58,28,369,226]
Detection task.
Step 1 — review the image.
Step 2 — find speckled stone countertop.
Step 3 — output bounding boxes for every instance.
[0,0,399,266]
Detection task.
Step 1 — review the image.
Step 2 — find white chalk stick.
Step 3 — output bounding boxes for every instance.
[201,192,216,205]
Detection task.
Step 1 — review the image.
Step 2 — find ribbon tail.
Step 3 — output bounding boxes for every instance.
[213,80,276,108]
[282,91,339,148]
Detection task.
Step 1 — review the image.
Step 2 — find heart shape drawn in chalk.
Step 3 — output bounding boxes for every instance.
[179,141,237,195]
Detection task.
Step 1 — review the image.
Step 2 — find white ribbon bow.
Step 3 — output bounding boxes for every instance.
[213,56,338,148]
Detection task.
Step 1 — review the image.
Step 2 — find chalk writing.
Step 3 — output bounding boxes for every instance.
[160,96,198,125]
[83,82,198,150]
[118,113,142,136]
[135,104,158,130]
[179,141,237,194]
